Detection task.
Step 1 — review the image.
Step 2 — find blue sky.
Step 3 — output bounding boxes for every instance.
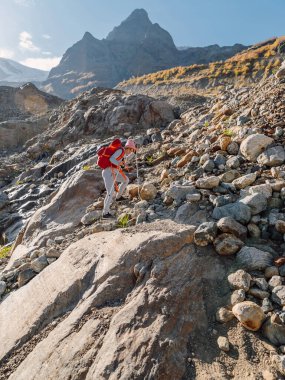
[0,0,284,71]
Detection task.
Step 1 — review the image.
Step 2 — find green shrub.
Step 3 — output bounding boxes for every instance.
[117,214,130,228]
[0,245,12,259]
[223,129,234,137]
[82,165,91,171]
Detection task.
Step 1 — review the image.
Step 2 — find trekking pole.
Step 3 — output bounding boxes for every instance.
[135,151,141,200]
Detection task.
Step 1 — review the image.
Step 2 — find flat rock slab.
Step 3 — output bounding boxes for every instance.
[0,221,226,380]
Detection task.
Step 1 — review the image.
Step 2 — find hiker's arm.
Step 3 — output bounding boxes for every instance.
[109,149,124,167]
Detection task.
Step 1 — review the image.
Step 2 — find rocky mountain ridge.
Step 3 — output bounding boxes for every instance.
[0,58,48,84]
[42,9,247,99]
[2,67,285,377]
[118,36,285,101]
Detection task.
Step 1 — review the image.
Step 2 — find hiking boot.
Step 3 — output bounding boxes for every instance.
[116,196,128,202]
[102,213,114,219]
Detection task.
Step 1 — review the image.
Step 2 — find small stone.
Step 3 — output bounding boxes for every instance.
[272,286,285,306]
[47,258,57,265]
[262,298,274,313]
[196,176,220,189]
[140,183,157,201]
[232,301,265,331]
[81,210,101,225]
[269,276,283,290]
[248,287,270,300]
[46,247,61,258]
[194,222,218,246]
[217,336,230,352]
[249,184,272,199]
[0,281,6,296]
[228,269,252,291]
[231,289,246,306]
[232,173,257,190]
[31,256,49,273]
[265,266,279,279]
[276,220,285,234]
[280,265,285,277]
[18,269,36,287]
[262,314,285,346]
[214,233,244,255]
[219,170,240,183]
[127,184,141,199]
[54,236,64,244]
[226,156,240,169]
[227,142,239,155]
[217,217,247,239]
[216,307,234,323]
[254,277,268,291]
[186,193,201,202]
[247,223,261,238]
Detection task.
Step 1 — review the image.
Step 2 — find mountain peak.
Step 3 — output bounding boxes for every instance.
[82,31,96,41]
[106,8,152,43]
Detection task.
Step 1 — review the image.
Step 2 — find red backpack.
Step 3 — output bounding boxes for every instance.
[97,139,125,169]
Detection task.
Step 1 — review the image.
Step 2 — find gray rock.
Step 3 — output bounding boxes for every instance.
[17,269,36,287]
[212,202,251,224]
[228,269,251,291]
[0,281,6,297]
[227,142,239,155]
[239,193,267,215]
[196,176,220,189]
[217,336,230,352]
[226,156,240,169]
[272,286,285,306]
[202,159,215,172]
[280,265,285,277]
[194,222,217,246]
[214,233,244,256]
[216,307,234,323]
[236,246,273,271]
[166,185,197,203]
[31,256,49,273]
[217,217,247,239]
[237,115,250,126]
[175,203,207,226]
[268,275,282,290]
[231,289,246,305]
[240,134,273,161]
[0,191,9,211]
[262,314,285,345]
[214,154,226,167]
[46,247,61,258]
[81,210,102,225]
[265,266,279,279]
[248,287,270,300]
[257,146,285,167]
[262,298,274,313]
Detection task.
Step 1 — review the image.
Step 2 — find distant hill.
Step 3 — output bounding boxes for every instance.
[117,36,285,99]
[42,9,247,99]
[0,58,48,85]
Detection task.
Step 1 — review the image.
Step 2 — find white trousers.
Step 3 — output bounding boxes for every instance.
[102,167,129,214]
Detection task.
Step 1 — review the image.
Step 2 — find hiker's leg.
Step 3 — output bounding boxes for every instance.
[102,168,115,214]
[116,171,129,198]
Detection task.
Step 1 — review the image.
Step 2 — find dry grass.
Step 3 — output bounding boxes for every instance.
[119,36,285,90]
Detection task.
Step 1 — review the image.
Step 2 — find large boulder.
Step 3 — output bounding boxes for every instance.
[240,134,273,161]
[20,169,105,248]
[0,221,227,380]
[140,100,175,127]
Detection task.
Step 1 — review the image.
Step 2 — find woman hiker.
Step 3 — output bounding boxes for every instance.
[97,138,137,219]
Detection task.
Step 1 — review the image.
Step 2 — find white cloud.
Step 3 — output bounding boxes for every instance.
[0,48,15,59]
[19,31,40,52]
[42,51,52,55]
[42,34,51,40]
[20,56,62,71]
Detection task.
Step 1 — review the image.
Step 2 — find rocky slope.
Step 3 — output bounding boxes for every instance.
[2,68,285,378]
[118,36,285,101]
[42,9,247,99]
[0,83,63,151]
